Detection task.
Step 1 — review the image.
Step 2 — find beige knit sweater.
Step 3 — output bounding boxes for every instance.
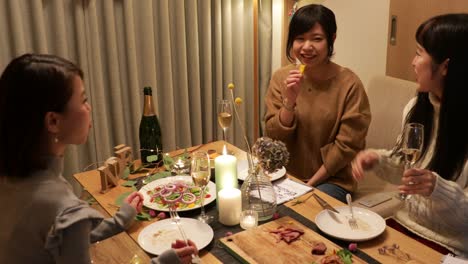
[371,95,468,257]
[264,64,371,192]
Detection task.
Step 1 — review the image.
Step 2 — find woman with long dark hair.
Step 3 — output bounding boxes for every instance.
[0,54,197,263]
[352,14,468,256]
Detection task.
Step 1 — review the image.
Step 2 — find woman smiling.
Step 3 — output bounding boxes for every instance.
[265,4,371,203]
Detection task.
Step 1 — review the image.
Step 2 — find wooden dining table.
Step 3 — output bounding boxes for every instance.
[74,141,442,264]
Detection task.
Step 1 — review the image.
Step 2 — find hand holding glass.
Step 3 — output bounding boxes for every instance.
[191,151,213,224]
[400,123,424,200]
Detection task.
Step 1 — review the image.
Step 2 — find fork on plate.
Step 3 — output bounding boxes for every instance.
[168,206,201,264]
[346,194,358,230]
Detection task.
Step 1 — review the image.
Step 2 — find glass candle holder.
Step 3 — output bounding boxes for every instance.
[172,156,191,175]
[240,210,258,230]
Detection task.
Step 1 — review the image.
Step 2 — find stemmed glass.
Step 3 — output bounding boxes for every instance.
[399,123,424,200]
[191,151,213,224]
[217,99,233,145]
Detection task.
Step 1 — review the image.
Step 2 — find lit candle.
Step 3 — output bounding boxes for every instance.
[218,188,242,226]
[175,158,184,167]
[173,157,189,175]
[240,210,258,229]
[214,153,238,207]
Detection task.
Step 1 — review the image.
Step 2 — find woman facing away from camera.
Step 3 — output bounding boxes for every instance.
[264,4,371,203]
[0,54,197,264]
[352,14,468,257]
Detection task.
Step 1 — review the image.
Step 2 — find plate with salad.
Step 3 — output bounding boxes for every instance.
[139,175,216,212]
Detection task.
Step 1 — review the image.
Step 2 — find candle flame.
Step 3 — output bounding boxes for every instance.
[222,145,228,155]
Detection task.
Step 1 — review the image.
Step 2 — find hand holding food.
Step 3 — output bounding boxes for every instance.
[283,70,302,111]
[296,58,306,75]
[125,191,144,213]
[299,64,306,75]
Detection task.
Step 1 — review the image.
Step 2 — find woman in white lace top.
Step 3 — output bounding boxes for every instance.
[352,14,468,257]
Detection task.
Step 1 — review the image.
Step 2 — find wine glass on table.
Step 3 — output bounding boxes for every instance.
[191,151,213,224]
[218,99,233,148]
[399,123,424,200]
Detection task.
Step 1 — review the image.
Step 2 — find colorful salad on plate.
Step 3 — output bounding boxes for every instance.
[145,180,211,210]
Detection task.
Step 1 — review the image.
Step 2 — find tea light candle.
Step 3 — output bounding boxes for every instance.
[214,154,238,206]
[175,158,184,168]
[218,188,242,226]
[171,156,190,175]
[240,210,258,229]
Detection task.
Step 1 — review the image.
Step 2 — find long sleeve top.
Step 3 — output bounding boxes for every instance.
[264,64,371,192]
[0,156,180,264]
[370,94,468,257]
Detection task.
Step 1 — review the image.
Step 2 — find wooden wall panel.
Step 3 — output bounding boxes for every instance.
[387,0,468,81]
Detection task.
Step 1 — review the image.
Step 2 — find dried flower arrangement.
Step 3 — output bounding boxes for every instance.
[227,83,289,173]
[228,83,290,219]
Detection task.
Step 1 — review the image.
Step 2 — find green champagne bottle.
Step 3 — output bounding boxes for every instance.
[139,87,163,167]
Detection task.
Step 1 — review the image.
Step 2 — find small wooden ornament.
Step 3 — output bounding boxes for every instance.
[98,165,119,193]
[115,146,133,171]
[98,144,134,193]
[106,157,121,179]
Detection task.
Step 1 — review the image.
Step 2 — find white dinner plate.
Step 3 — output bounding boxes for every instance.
[139,175,216,212]
[138,218,214,255]
[315,206,386,242]
[237,160,286,181]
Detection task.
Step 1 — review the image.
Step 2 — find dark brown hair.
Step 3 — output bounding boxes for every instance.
[403,14,468,180]
[286,4,337,62]
[0,54,83,178]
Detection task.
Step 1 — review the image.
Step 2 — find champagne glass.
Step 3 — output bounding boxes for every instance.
[218,99,233,144]
[399,123,424,200]
[191,151,213,224]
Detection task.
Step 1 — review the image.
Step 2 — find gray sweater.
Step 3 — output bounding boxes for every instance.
[0,156,180,264]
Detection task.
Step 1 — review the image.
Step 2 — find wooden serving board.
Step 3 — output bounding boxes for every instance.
[219,216,366,264]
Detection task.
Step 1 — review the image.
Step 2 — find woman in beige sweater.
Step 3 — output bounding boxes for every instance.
[352,14,468,256]
[265,4,371,203]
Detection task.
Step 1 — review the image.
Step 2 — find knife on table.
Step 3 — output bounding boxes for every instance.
[312,193,340,214]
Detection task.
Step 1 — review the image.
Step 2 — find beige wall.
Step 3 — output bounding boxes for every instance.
[323,0,390,88]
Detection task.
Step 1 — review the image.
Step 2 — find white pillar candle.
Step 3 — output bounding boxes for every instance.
[218,188,242,226]
[214,154,238,207]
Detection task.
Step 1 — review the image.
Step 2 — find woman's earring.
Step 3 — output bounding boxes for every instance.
[54,137,59,143]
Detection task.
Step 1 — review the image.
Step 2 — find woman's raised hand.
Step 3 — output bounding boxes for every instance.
[124,191,144,213]
[283,69,303,106]
[351,151,380,181]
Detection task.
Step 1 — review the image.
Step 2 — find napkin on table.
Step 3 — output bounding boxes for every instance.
[273,178,313,205]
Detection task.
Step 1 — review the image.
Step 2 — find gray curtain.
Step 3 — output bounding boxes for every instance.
[258,0,273,136]
[0,0,259,195]
[0,0,95,195]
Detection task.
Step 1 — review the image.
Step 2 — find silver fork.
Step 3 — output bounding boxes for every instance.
[346,194,358,230]
[169,206,189,242]
[168,206,201,264]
